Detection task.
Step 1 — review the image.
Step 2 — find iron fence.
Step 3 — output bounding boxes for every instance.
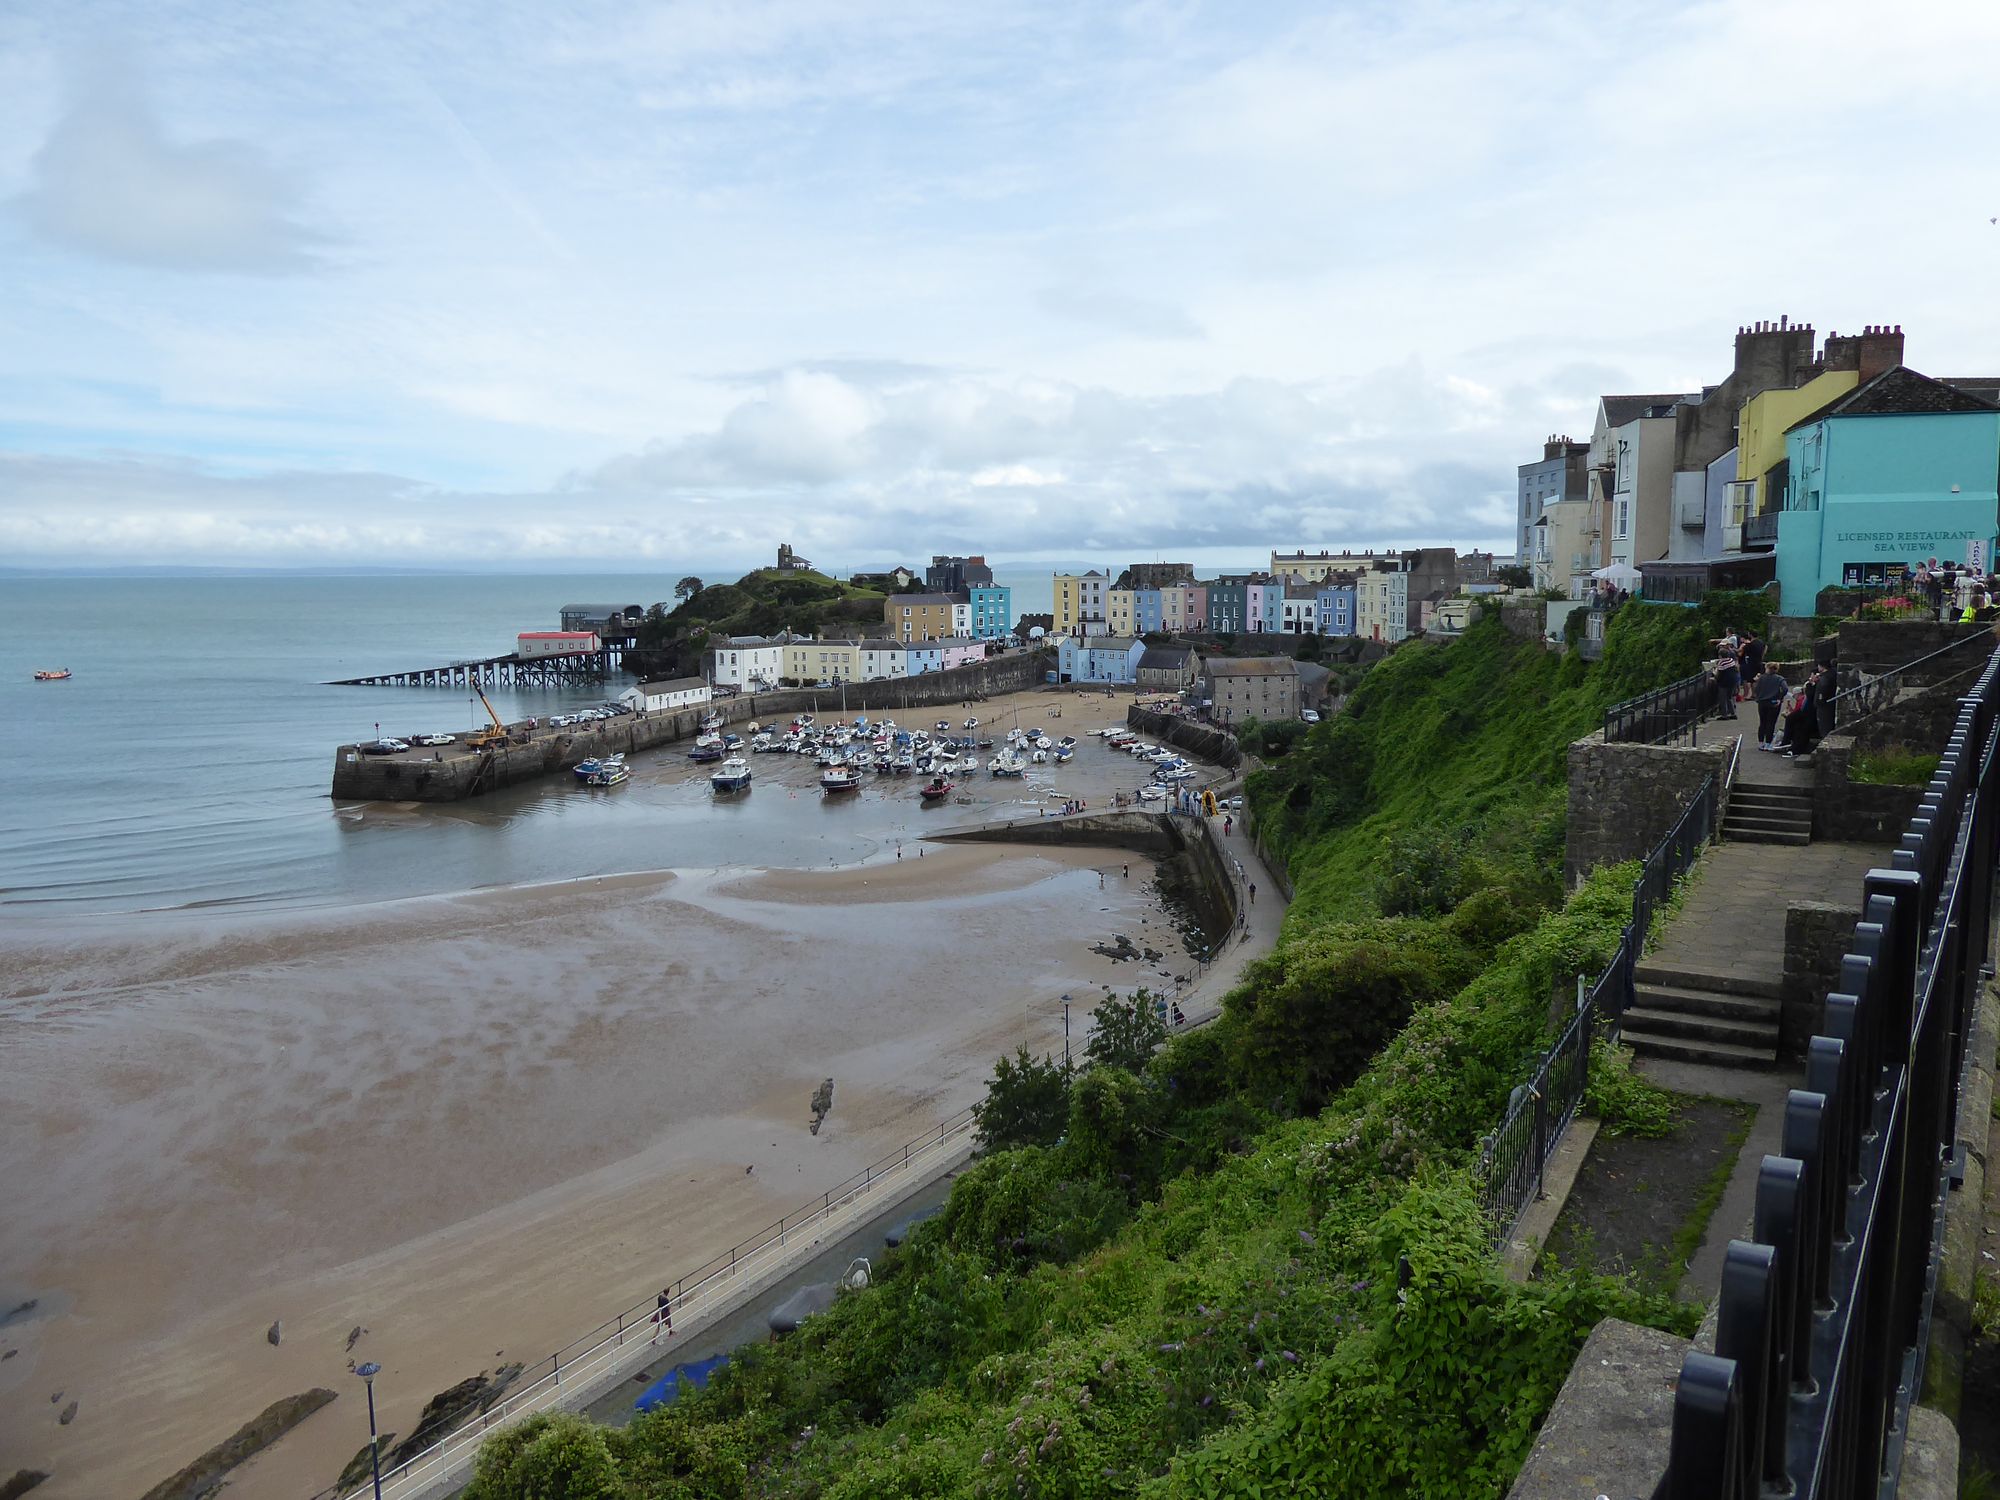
[1604,670,1717,747]
[1658,640,2000,1500]
[1475,772,1718,1242]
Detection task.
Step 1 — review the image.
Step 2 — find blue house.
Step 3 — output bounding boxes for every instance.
[968,584,1013,639]
[1315,582,1356,636]
[1773,368,2000,614]
[1057,635,1146,684]
[1133,589,1164,634]
[904,641,945,675]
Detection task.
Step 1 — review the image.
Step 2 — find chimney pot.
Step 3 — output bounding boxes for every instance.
[1780,314,1788,329]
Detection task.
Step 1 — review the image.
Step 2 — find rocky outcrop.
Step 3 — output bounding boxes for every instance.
[137,1389,337,1500]
[384,1363,523,1469]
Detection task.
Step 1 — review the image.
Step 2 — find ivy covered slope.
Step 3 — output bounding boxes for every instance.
[625,570,893,680]
[464,599,1758,1500]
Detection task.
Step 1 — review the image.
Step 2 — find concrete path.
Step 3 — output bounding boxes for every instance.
[1644,839,1888,994]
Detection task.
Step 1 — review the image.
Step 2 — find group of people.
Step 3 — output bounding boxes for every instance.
[1709,627,1835,757]
[1907,557,2000,622]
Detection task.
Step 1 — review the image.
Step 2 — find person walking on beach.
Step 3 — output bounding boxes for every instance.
[652,1288,674,1343]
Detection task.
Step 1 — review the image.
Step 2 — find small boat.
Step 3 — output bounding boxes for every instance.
[988,751,1027,778]
[1053,745,1074,763]
[699,713,723,731]
[573,757,602,780]
[34,668,72,681]
[820,766,860,793]
[920,777,953,801]
[587,763,630,787]
[750,733,779,753]
[689,743,724,763]
[711,757,753,792]
[1031,748,1047,764]
[1136,783,1166,801]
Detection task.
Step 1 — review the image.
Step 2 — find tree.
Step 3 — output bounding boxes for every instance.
[675,575,705,603]
[971,1047,1072,1151]
[1494,564,1533,588]
[1084,991,1167,1075]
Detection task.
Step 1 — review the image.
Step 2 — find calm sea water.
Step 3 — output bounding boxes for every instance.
[0,572,1120,915]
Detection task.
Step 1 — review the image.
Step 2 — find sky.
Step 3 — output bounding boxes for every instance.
[2,0,1998,575]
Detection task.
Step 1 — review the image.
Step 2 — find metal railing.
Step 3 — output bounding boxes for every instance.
[1743,511,1780,547]
[1476,773,1718,1238]
[1826,625,1994,729]
[1658,639,2000,1500]
[316,1105,979,1500]
[1604,670,1716,747]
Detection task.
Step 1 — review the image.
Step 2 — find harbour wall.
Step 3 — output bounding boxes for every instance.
[329,650,1049,803]
[932,810,1240,942]
[1124,708,1242,771]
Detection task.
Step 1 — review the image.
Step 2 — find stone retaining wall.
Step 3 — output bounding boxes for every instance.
[1124,707,1242,771]
[1564,735,1729,888]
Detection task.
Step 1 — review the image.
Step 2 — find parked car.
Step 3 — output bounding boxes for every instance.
[361,738,409,755]
[414,733,454,746]
[1301,709,1321,723]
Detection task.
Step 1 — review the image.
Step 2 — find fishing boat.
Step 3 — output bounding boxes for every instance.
[1052,744,1074,763]
[710,757,753,792]
[820,766,860,793]
[689,742,724,763]
[586,763,630,787]
[920,777,953,801]
[988,750,1027,778]
[33,668,72,681]
[750,733,779,753]
[573,757,602,780]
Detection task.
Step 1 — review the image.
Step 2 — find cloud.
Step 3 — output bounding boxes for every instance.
[1037,286,1204,340]
[16,59,327,273]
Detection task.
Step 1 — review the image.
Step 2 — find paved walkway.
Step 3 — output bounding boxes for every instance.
[1644,839,1888,993]
[1688,715,1813,786]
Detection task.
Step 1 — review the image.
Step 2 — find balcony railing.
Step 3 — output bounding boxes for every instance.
[1743,511,1780,546]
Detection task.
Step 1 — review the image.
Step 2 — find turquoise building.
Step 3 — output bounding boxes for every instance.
[968,584,1012,639]
[1774,369,2000,614]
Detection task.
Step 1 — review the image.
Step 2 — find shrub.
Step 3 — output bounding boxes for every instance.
[972,1046,1071,1152]
[1582,1038,1679,1137]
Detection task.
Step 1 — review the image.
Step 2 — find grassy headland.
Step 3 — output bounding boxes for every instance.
[626,570,895,680]
[465,595,1768,1500]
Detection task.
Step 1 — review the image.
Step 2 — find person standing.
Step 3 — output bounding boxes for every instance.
[1712,647,1741,720]
[1737,631,1765,697]
[1752,664,1788,749]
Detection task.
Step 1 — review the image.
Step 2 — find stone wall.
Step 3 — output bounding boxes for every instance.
[1809,662,1984,842]
[1125,707,1243,770]
[1834,620,1994,679]
[1564,736,1728,888]
[330,650,1049,803]
[1781,900,1863,1061]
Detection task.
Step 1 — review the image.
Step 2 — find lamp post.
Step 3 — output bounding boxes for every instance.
[355,1361,384,1500]
[1060,994,1072,1069]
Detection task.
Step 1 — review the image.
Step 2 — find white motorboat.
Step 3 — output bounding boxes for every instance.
[820,766,860,793]
[988,751,1027,777]
[1031,748,1047,764]
[711,757,753,792]
[1136,783,1167,801]
[750,733,779,753]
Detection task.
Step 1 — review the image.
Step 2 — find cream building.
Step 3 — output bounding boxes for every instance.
[783,639,866,683]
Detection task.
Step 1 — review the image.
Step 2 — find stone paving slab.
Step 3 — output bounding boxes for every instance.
[1644,839,1889,988]
[1690,716,1813,786]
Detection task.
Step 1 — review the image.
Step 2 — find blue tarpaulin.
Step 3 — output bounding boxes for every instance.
[634,1354,730,1413]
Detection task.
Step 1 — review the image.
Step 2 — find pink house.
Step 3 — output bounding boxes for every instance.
[939,638,985,670]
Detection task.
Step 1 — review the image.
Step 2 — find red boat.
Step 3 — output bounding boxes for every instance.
[33,668,72,681]
[919,778,953,801]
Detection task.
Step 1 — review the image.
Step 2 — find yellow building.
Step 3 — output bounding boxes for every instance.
[1052,570,1107,634]
[1735,369,1860,523]
[1105,588,1137,636]
[783,639,865,683]
[884,593,958,642]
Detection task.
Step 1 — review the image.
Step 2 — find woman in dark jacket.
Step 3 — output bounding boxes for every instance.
[1752,665,1788,749]
[1782,665,1834,757]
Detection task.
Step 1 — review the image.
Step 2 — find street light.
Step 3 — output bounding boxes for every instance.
[355,1361,384,1500]
[1061,994,1072,1068]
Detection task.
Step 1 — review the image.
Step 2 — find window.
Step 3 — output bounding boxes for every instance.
[1614,499,1630,540]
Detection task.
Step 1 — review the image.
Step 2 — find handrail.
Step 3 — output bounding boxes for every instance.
[1657,639,2000,1498]
[1604,670,1714,747]
[1825,623,1993,728]
[1476,772,1717,1240]
[1722,731,1744,794]
[313,1104,980,1500]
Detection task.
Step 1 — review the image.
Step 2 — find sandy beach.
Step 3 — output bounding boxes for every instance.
[0,774,1210,1499]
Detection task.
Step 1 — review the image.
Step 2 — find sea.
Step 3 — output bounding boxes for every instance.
[0,566,1183,915]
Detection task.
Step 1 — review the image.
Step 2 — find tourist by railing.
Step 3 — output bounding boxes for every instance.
[1658,642,2000,1499]
[314,1105,979,1500]
[1603,670,1715,747]
[1826,623,1994,729]
[1475,772,1718,1239]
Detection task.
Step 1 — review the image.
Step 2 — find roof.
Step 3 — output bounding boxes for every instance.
[561,603,643,614]
[1075,636,1141,653]
[724,635,775,646]
[1205,657,1300,678]
[1792,365,2000,427]
[1600,393,1691,427]
[518,631,597,639]
[1295,661,1333,691]
[1137,646,1195,671]
[890,592,965,607]
[634,677,708,693]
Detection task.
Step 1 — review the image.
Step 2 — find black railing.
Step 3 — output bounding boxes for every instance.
[1743,511,1780,547]
[1476,773,1719,1238]
[1605,671,1716,747]
[1658,641,2000,1500]
[1827,625,1994,729]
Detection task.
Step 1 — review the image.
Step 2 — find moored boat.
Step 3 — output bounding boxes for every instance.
[587,763,630,787]
[919,777,953,801]
[573,757,602,780]
[820,765,860,793]
[33,668,72,681]
[710,757,753,792]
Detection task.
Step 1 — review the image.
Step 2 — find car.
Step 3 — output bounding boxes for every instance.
[414,733,455,746]
[361,738,408,755]
[1301,709,1321,723]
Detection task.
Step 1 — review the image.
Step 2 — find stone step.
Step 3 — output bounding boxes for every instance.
[1724,811,1812,834]
[1730,785,1813,808]
[1621,1027,1778,1070]
[1632,982,1782,1023]
[1622,1005,1780,1047]
[1724,828,1812,847]
[1633,962,1784,1000]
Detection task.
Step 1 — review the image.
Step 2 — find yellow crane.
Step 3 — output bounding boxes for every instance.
[467,682,510,750]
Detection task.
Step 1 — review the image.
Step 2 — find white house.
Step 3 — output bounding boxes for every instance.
[951,599,972,636]
[711,635,786,691]
[861,639,908,679]
[1279,594,1318,634]
[517,630,600,659]
[619,677,712,713]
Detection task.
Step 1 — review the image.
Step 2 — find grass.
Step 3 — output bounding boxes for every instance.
[1850,748,1943,786]
[1665,1102,1755,1295]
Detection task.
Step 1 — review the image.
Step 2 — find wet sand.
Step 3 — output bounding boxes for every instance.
[0,830,1198,1498]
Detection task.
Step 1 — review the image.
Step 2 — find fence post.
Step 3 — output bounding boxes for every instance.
[1532,1086,1548,1200]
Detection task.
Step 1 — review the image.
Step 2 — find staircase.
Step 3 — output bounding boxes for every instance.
[1621,962,1781,1069]
[1722,782,1812,846]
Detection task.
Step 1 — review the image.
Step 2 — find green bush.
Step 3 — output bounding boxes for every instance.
[1850,748,1942,786]
[972,1047,1071,1152]
[1582,1038,1680,1138]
